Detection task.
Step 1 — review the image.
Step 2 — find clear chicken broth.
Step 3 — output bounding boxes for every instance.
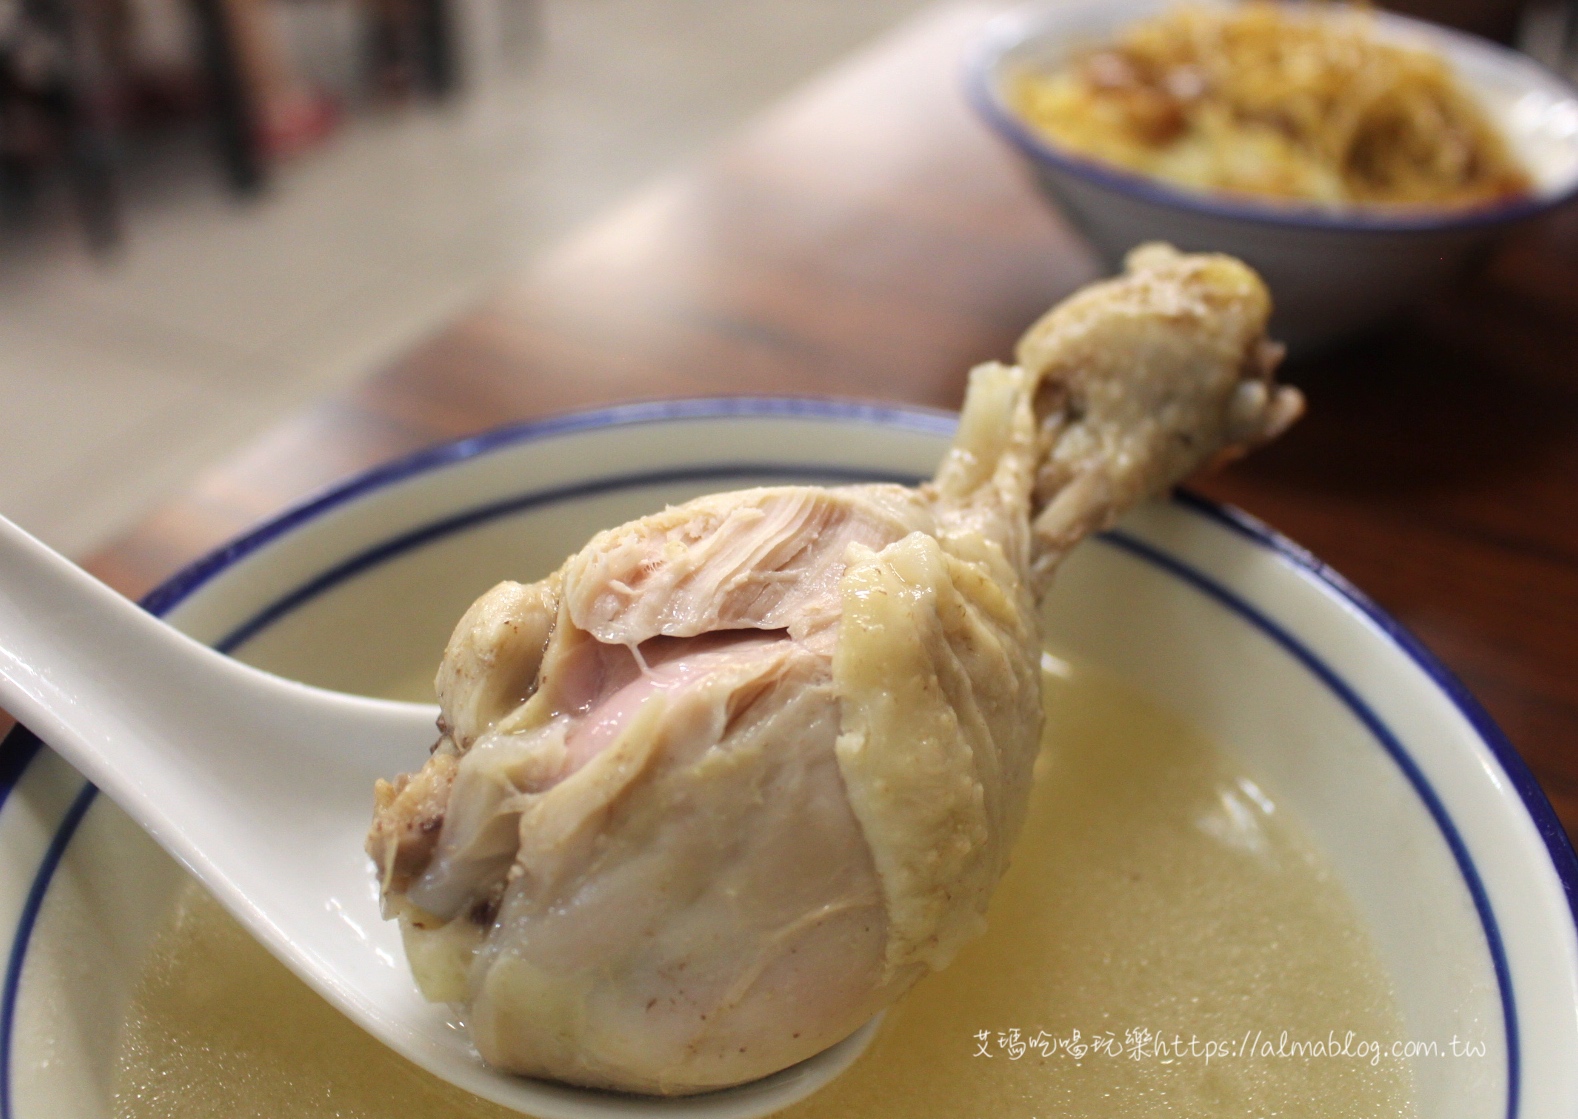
[112,657,1415,1118]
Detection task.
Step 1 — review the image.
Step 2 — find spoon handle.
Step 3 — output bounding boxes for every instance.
[0,512,219,762]
[0,512,436,858]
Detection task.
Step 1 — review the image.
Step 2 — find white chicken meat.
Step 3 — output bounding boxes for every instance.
[366,245,1303,1094]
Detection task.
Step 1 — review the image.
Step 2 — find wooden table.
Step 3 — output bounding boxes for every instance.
[64,3,1578,841]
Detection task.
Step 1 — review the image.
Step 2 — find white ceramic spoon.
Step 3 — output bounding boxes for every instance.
[0,513,877,1118]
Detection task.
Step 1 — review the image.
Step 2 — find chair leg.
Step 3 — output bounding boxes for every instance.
[67,117,121,250]
[416,0,456,97]
[187,0,266,195]
[11,0,126,250]
[1564,0,1578,76]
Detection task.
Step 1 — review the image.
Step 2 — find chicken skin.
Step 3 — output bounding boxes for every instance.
[366,245,1302,1094]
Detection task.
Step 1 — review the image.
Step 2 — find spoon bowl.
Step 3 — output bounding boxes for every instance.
[0,511,879,1118]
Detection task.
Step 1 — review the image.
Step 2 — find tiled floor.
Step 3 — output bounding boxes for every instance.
[0,0,930,557]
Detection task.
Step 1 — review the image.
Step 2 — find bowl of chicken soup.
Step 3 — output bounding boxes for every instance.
[2,398,1575,1119]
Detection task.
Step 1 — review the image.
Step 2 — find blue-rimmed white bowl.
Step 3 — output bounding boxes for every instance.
[0,399,1574,1117]
[968,0,1578,352]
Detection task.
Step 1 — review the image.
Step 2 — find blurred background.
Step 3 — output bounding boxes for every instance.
[0,0,935,557]
[0,0,1574,560]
